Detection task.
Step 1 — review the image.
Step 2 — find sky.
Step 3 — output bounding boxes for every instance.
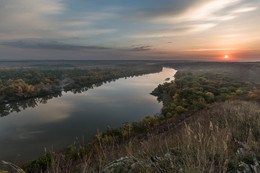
[0,0,259,61]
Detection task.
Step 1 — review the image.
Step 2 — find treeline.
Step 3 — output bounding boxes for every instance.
[62,66,161,91]
[152,71,257,116]
[0,65,162,104]
[21,70,260,172]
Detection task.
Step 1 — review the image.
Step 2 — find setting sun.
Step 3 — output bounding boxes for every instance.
[225,55,229,59]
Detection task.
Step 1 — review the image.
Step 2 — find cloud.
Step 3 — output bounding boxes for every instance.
[130,46,152,51]
[130,23,218,38]
[1,40,111,50]
[118,0,202,22]
[178,0,240,21]
[0,0,116,40]
[130,0,258,39]
[0,0,64,30]
[1,40,155,53]
[231,6,258,13]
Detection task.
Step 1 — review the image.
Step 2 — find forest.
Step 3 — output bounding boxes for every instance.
[0,64,162,104]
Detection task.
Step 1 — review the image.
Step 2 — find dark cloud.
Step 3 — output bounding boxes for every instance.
[1,40,154,53]
[130,46,152,51]
[1,40,110,51]
[119,0,206,21]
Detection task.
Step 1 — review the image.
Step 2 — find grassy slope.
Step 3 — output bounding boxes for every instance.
[95,100,260,173]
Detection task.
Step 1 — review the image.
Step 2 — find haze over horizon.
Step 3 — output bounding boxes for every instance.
[0,0,260,61]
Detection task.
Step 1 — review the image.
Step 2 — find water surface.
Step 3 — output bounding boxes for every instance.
[0,67,176,163]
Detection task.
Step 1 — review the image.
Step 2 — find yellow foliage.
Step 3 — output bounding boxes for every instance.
[235,88,244,95]
[101,135,114,145]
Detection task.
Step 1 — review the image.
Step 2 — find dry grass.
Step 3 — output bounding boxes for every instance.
[1,161,25,173]
[77,100,260,173]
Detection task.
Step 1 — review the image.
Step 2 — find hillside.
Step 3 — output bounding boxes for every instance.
[100,100,260,172]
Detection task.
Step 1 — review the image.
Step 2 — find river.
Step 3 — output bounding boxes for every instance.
[0,67,176,164]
